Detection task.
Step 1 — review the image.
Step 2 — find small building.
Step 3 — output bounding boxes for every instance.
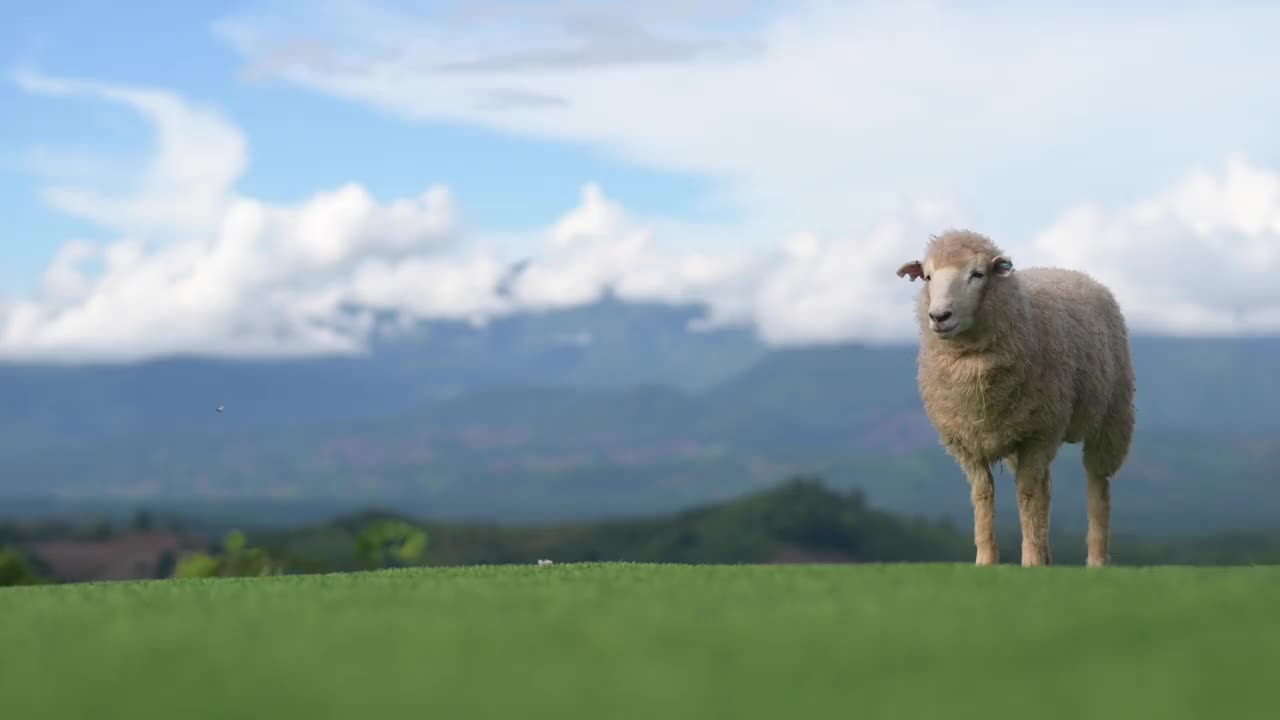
[24,532,210,583]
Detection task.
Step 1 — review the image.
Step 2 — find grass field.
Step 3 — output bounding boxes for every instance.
[2,563,1278,719]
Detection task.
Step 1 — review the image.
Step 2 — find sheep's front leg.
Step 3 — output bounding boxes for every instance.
[1013,449,1054,567]
[961,459,998,566]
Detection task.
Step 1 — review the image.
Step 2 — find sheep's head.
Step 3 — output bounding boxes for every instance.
[897,230,1013,340]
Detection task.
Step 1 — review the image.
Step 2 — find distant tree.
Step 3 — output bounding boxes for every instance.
[354,520,428,570]
[175,530,281,579]
[0,546,47,586]
[174,552,222,579]
[89,519,113,541]
[132,510,154,532]
[155,550,177,578]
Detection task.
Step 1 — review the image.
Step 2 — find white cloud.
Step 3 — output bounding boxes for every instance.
[0,71,471,361]
[4,66,1280,363]
[754,200,971,345]
[1028,154,1280,336]
[0,70,761,360]
[213,0,1280,240]
[346,253,508,322]
[13,69,246,235]
[506,183,762,316]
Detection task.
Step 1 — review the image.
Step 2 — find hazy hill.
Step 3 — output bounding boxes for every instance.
[0,298,761,456]
[2,299,1278,534]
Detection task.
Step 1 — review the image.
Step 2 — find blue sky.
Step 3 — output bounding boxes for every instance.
[1,1,720,293]
[3,1,1280,360]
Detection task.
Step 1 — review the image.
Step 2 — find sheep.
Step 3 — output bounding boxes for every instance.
[896,229,1135,567]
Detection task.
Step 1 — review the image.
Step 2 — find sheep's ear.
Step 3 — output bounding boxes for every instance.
[991,255,1014,277]
[897,260,924,282]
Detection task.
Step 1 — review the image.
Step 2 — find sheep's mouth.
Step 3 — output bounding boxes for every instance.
[931,322,959,337]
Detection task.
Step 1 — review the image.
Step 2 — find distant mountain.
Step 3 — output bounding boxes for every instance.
[0,297,762,457]
[2,298,1278,534]
[711,334,1280,436]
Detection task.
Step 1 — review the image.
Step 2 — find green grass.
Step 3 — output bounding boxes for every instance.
[2,563,1278,719]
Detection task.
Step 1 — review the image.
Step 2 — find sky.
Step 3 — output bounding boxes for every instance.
[3,0,1280,361]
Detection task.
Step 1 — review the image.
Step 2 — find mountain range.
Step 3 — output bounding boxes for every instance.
[2,297,1278,535]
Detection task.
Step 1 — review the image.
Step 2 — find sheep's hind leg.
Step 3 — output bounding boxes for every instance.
[1082,412,1129,568]
[1082,437,1120,568]
[961,459,998,566]
[1013,449,1053,567]
[1084,469,1110,567]
[1083,392,1133,567]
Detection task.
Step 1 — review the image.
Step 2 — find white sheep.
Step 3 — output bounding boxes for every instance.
[896,230,1135,567]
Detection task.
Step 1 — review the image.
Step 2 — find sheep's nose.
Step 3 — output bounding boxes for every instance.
[929,310,953,323]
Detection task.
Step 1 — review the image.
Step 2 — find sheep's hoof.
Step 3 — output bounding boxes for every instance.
[1020,550,1051,566]
[975,549,999,566]
[1086,555,1110,568]
[1018,543,1045,566]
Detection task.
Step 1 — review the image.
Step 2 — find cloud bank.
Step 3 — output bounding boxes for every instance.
[214,0,1280,241]
[4,62,1280,362]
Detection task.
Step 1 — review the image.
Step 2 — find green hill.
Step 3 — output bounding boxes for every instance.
[257,477,971,570]
[12,477,1280,588]
[248,477,1280,573]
